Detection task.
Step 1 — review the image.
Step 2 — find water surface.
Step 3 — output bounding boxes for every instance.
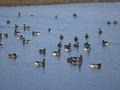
[0,2,120,90]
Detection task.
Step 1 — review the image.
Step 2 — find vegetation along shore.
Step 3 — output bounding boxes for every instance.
[0,0,120,6]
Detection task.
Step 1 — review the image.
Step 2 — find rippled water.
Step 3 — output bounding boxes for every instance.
[0,2,120,90]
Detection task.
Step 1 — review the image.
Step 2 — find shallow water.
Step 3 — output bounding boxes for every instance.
[0,2,120,90]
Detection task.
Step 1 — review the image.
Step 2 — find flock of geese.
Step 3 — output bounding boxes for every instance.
[0,11,119,70]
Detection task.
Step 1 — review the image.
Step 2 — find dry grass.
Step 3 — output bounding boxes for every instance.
[0,0,119,6]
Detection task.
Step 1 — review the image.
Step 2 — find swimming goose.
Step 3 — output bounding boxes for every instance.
[24,24,31,30]
[17,35,24,40]
[0,43,3,48]
[74,36,78,42]
[48,28,53,33]
[0,33,8,39]
[57,42,62,48]
[98,28,103,35]
[18,12,21,17]
[6,20,10,24]
[54,15,58,20]
[85,33,89,40]
[72,13,77,18]
[64,43,71,52]
[35,59,45,66]
[39,48,46,55]
[32,31,40,36]
[15,24,20,30]
[72,55,83,65]
[102,40,109,46]
[8,53,17,59]
[84,42,90,47]
[90,63,101,69]
[107,21,111,25]
[23,39,31,44]
[59,34,64,41]
[113,20,118,25]
[67,55,83,65]
[52,49,61,56]
[14,30,21,36]
[84,46,91,52]
[73,42,79,48]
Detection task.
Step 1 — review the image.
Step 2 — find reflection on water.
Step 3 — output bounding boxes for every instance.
[0,2,120,90]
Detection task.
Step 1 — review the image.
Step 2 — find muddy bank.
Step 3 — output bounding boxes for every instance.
[0,0,119,6]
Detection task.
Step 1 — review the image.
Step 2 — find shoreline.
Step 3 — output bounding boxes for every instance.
[0,0,120,6]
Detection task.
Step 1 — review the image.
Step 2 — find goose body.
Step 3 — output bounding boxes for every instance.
[67,55,83,65]
[15,24,20,30]
[73,42,79,48]
[98,28,103,35]
[72,13,77,18]
[24,24,31,30]
[32,31,40,36]
[52,49,61,56]
[74,36,78,42]
[90,64,101,69]
[8,53,17,59]
[85,33,89,40]
[0,43,3,48]
[23,39,31,44]
[35,59,45,66]
[14,30,21,36]
[17,35,24,40]
[48,28,53,33]
[0,33,8,39]
[59,34,64,41]
[84,46,91,52]
[64,43,71,52]
[102,40,109,46]
[57,42,62,48]
[39,48,46,55]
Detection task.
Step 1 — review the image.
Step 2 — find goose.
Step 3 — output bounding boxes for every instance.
[6,20,10,24]
[72,55,83,65]
[48,28,53,33]
[64,43,71,52]
[8,53,17,59]
[113,20,118,25]
[17,35,24,40]
[32,31,40,36]
[72,13,77,18]
[85,33,89,40]
[15,24,20,30]
[0,43,3,48]
[102,40,109,46]
[0,33,8,39]
[39,48,46,55]
[54,15,58,19]
[84,46,91,52]
[73,42,79,48]
[90,63,101,69]
[67,55,83,65]
[52,49,61,56]
[84,42,90,47]
[14,30,21,36]
[35,59,45,66]
[57,42,62,48]
[107,21,111,25]
[24,24,31,30]
[98,28,102,35]
[74,36,78,42]
[18,12,21,17]
[23,39,31,44]
[59,34,64,41]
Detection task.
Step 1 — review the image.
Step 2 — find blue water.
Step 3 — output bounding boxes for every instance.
[0,2,120,90]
